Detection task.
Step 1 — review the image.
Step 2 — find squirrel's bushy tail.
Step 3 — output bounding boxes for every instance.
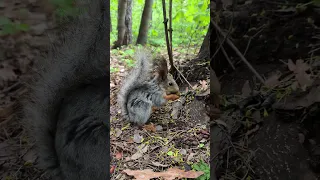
[118,49,153,119]
[23,0,108,176]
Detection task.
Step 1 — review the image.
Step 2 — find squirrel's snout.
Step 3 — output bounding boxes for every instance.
[167,91,180,96]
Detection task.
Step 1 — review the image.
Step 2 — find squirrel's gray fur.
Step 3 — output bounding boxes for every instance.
[118,50,179,125]
[22,0,110,180]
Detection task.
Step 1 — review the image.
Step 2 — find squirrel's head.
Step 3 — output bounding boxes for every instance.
[156,57,180,96]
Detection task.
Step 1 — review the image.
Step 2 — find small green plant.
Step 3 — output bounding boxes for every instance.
[125,59,135,67]
[192,160,210,180]
[110,67,119,73]
[0,17,29,36]
[123,49,135,56]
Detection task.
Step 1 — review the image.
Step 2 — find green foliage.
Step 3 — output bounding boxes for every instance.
[111,48,138,68]
[111,0,209,47]
[192,160,210,180]
[110,67,119,73]
[0,17,30,36]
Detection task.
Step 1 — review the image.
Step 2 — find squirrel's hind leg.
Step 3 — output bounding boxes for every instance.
[127,100,152,125]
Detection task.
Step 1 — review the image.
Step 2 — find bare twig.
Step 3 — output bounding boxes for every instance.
[169,0,173,52]
[161,0,174,72]
[217,35,235,70]
[0,81,21,94]
[210,18,266,85]
[221,46,235,70]
[243,26,266,56]
[210,12,234,62]
[175,65,193,89]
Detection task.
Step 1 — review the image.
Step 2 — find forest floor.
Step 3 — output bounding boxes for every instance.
[209,0,320,179]
[0,0,319,180]
[109,47,211,180]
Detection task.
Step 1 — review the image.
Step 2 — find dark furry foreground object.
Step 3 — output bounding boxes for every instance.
[22,0,110,180]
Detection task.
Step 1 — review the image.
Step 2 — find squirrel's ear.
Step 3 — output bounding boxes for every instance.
[157,57,168,81]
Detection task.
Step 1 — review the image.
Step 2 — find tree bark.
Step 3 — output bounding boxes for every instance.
[136,0,154,45]
[197,25,211,60]
[123,0,132,45]
[113,0,127,48]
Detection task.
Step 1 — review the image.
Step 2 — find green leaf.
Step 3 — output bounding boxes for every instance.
[198,2,204,9]
[263,108,269,117]
[198,143,205,148]
[0,17,11,26]
[192,164,200,170]
[125,59,135,67]
[151,29,158,36]
[110,67,119,73]
[173,11,184,21]
[17,23,30,31]
[167,151,173,156]
[245,109,252,117]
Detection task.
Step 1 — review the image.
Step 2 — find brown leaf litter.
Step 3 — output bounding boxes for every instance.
[123,167,204,180]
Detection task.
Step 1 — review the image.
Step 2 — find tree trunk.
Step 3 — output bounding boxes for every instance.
[197,25,211,60]
[136,0,154,45]
[123,0,132,45]
[113,0,127,48]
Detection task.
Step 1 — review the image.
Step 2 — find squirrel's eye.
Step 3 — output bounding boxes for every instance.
[169,82,173,86]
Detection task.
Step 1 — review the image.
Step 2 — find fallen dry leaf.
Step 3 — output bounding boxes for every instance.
[151,161,170,167]
[115,128,122,137]
[143,124,156,132]
[127,137,134,144]
[199,80,208,91]
[130,144,149,160]
[123,167,204,180]
[287,59,296,71]
[265,73,281,88]
[171,99,183,120]
[187,153,197,162]
[110,165,116,174]
[130,152,143,160]
[287,59,313,90]
[241,80,251,97]
[210,68,221,94]
[295,72,313,89]
[115,151,123,160]
[295,59,310,73]
[133,133,143,143]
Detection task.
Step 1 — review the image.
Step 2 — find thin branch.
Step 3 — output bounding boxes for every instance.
[175,65,193,89]
[161,0,174,71]
[221,45,235,70]
[210,18,266,85]
[210,6,234,67]
[217,35,235,70]
[169,0,173,52]
[243,26,266,56]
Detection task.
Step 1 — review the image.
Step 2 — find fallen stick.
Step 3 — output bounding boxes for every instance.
[217,35,236,70]
[210,18,266,85]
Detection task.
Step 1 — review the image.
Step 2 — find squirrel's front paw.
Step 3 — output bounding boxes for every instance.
[163,94,180,101]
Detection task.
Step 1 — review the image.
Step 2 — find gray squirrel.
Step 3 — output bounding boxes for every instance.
[118,50,180,125]
[22,0,110,180]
